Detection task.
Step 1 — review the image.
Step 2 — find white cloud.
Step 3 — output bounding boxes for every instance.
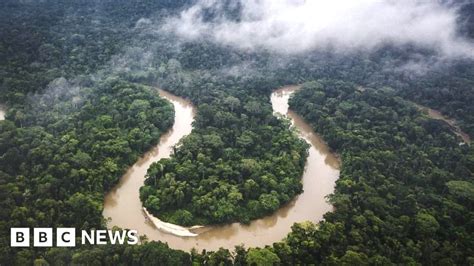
[162,0,474,57]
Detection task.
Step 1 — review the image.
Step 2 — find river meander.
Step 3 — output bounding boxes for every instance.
[103,86,339,251]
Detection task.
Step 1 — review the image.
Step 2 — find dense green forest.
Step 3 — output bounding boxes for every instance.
[0,0,473,265]
[274,81,474,264]
[140,78,308,225]
[0,78,175,262]
[141,110,308,225]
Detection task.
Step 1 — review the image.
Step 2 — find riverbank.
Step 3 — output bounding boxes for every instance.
[103,86,339,251]
[414,103,471,144]
[102,88,197,239]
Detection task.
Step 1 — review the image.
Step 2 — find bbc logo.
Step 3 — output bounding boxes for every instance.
[11,228,76,247]
[11,228,138,247]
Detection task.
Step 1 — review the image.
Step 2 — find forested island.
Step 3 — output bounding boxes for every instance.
[0,0,473,265]
[140,92,308,225]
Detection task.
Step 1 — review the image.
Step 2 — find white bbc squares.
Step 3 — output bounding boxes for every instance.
[10,227,136,247]
[10,228,30,247]
[33,228,53,247]
[56,228,76,247]
[11,228,76,247]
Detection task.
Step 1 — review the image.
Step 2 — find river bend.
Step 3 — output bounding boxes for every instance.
[103,86,339,251]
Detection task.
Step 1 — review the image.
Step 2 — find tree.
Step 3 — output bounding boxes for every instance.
[446,180,474,202]
[246,248,280,266]
[415,212,440,237]
[339,251,368,266]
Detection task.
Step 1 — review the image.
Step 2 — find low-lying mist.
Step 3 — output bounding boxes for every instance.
[162,0,474,59]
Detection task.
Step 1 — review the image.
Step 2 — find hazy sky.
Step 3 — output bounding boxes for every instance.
[162,0,474,58]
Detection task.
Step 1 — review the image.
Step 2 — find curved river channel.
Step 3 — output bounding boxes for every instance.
[414,103,471,144]
[103,86,340,251]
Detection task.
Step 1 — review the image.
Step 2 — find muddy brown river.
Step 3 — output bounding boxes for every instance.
[103,86,340,251]
[414,104,470,144]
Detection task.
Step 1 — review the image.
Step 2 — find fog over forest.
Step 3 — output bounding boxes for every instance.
[163,0,474,57]
[0,1,473,265]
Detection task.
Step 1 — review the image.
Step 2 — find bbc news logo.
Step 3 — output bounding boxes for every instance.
[11,228,138,247]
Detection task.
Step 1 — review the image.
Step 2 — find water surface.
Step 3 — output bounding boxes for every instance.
[103,86,340,251]
[415,103,470,144]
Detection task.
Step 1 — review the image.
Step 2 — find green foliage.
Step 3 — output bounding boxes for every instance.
[246,248,280,266]
[1,1,474,264]
[140,69,308,225]
[446,180,474,202]
[0,79,174,264]
[415,212,440,237]
[42,241,191,265]
[270,80,474,264]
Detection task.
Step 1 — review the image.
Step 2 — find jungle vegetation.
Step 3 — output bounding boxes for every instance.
[0,0,473,265]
